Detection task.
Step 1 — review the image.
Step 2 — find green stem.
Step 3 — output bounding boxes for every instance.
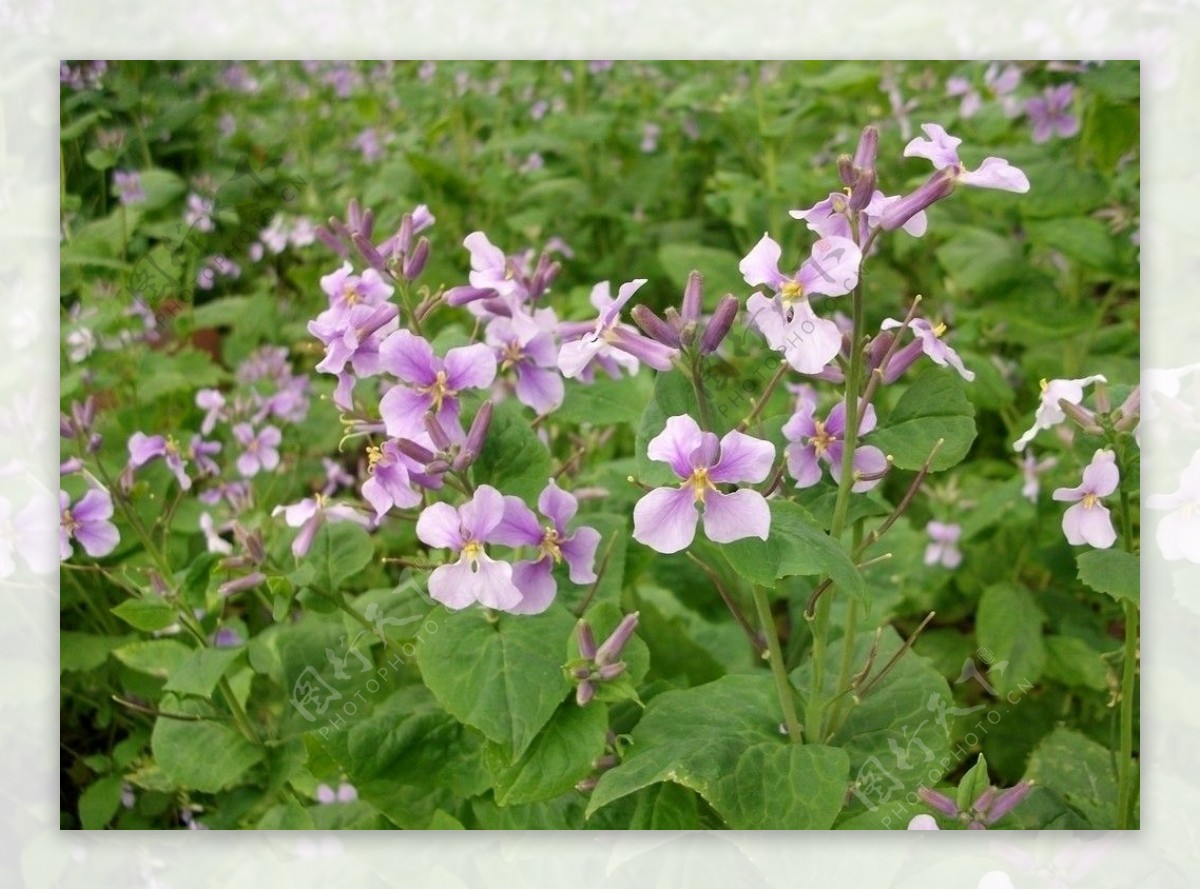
[1115,462,1138,829]
[690,357,714,431]
[752,584,802,743]
[829,521,865,731]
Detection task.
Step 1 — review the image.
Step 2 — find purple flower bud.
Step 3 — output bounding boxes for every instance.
[848,169,876,212]
[597,661,627,681]
[1058,398,1102,434]
[879,168,956,231]
[577,620,597,660]
[699,294,739,355]
[1115,386,1140,431]
[681,271,704,324]
[397,212,415,258]
[360,208,374,240]
[593,753,618,771]
[233,524,265,564]
[866,331,895,375]
[853,125,879,175]
[424,412,453,452]
[594,612,639,666]
[837,154,856,187]
[315,225,348,256]
[87,433,103,454]
[353,232,386,274]
[631,304,682,349]
[220,555,255,570]
[61,414,77,438]
[984,781,1033,824]
[347,199,363,231]
[575,776,598,792]
[530,257,561,299]
[881,339,924,384]
[918,787,959,818]
[61,457,84,475]
[576,680,595,706]
[444,285,495,307]
[425,458,451,475]
[328,216,352,242]
[395,437,436,465]
[453,401,493,472]
[572,665,592,680]
[403,237,430,281]
[219,571,267,597]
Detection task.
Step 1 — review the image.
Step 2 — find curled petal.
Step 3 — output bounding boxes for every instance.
[647,415,705,479]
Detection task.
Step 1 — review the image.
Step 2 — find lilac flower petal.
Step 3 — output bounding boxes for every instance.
[557,334,605,380]
[461,484,506,540]
[904,123,962,169]
[608,327,678,370]
[515,364,564,414]
[745,293,788,352]
[562,526,601,584]
[797,236,862,298]
[428,559,481,610]
[739,234,786,289]
[632,486,698,554]
[701,489,771,544]
[709,430,775,485]
[785,442,823,488]
[72,489,114,524]
[73,516,120,557]
[416,502,464,551]
[128,433,166,468]
[379,385,433,439]
[958,157,1030,193]
[646,415,704,479]
[509,558,558,615]
[491,495,544,548]
[444,343,498,391]
[907,814,940,830]
[1062,502,1116,549]
[781,306,843,375]
[379,330,439,386]
[537,478,577,530]
[782,399,818,443]
[840,444,889,493]
[1081,451,1120,497]
[467,552,523,610]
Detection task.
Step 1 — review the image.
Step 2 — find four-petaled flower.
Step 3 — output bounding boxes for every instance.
[319,261,394,314]
[378,330,497,441]
[1053,449,1119,549]
[904,123,1031,192]
[233,423,282,477]
[1026,84,1079,144]
[486,312,565,414]
[783,397,888,492]
[60,488,119,561]
[880,317,975,382]
[128,432,192,490]
[557,279,678,379]
[416,484,522,610]
[1013,374,1107,451]
[924,521,963,568]
[633,415,775,554]
[741,234,862,374]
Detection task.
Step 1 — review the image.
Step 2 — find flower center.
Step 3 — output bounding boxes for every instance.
[688,466,715,504]
[343,284,361,306]
[500,340,525,371]
[419,370,454,411]
[1082,493,1099,509]
[366,445,383,473]
[165,435,181,455]
[780,280,804,304]
[462,539,484,563]
[808,420,836,456]
[540,526,564,563]
[61,508,77,535]
[932,321,948,337]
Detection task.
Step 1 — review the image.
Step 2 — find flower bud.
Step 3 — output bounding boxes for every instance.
[837,154,856,187]
[918,787,959,818]
[576,680,596,706]
[219,571,267,598]
[1058,398,1102,434]
[631,304,682,349]
[444,285,494,306]
[700,294,739,355]
[597,661,627,681]
[87,433,104,454]
[403,236,430,281]
[852,125,879,175]
[681,271,704,324]
[594,612,639,666]
[315,224,347,256]
[424,412,453,452]
[353,232,386,274]
[1114,386,1140,431]
[984,781,1033,823]
[346,199,363,231]
[395,437,436,465]
[453,401,493,471]
[576,620,597,660]
[848,168,876,212]
[879,168,956,231]
[60,457,83,475]
[396,212,415,258]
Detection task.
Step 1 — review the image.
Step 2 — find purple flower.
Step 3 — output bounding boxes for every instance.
[907,814,940,830]
[189,436,222,477]
[195,388,226,434]
[272,495,372,558]
[184,193,215,233]
[377,330,497,441]
[789,192,854,240]
[880,317,974,383]
[861,190,929,238]
[60,488,119,560]
[112,170,145,205]
[1020,451,1058,503]
[232,424,281,477]
[1026,84,1079,144]
[1012,374,1107,451]
[741,235,862,374]
[490,479,602,614]
[924,521,963,568]
[316,782,358,804]
[308,302,398,377]
[361,440,426,519]
[1148,451,1200,563]
[558,280,679,379]
[415,485,522,611]
[486,313,564,414]
[319,262,395,315]
[465,231,520,298]
[904,123,1031,192]
[127,432,191,490]
[632,415,775,554]
[1053,449,1119,549]
[782,398,888,492]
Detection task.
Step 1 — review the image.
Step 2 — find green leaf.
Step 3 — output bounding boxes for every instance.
[164,647,244,698]
[720,500,866,604]
[112,639,192,678]
[135,349,228,402]
[304,521,375,594]
[1024,728,1118,828]
[189,295,254,329]
[418,605,575,760]
[1043,635,1110,691]
[486,701,609,806]
[557,373,651,427]
[60,632,135,672]
[935,227,1022,293]
[656,243,747,307]
[110,597,177,632]
[868,367,977,471]
[137,168,187,212]
[179,552,220,609]
[976,583,1046,696]
[257,802,316,829]
[79,775,125,829]
[1076,549,1139,605]
[587,674,850,828]
[472,399,553,502]
[1026,217,1116,271]
[150,697,263,793]
[627,782,701,829]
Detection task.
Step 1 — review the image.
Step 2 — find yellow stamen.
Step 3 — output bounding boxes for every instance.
[781,280,804,303]
[343,284,361,306]
[808,420,836,457]
[419,369,452,411]
[462,540,484,561]
[366,445,383,473]
[1082,493,1099,509]
[932,321,948,337]
[688,467,715,504]
[540,526,564,563]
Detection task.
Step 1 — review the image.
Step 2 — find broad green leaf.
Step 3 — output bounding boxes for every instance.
[976,583,1046,696]
[1043,635,1109,691]
[557,373,652,427]
[1024,728,1119,828]
[61,632,135,672]
[304,521,375,594]
[135,349,229,402]
[417,605,575,760]
[1076,549,1139,605]
[720,500,866,604]
[587,674,849,829]
[112,639,192,678]
[627,782,701,829]
[110,597,177,632]
[257,802,316,829]
[164,647,244,698]
[486,701,609,806]
[137,168,187,212]
[150,696,263,793]
[78,775,125,829]
[1027,218,1116,271]
[868,367,977,471]
[656,243,747,308]
[472,399,553,502]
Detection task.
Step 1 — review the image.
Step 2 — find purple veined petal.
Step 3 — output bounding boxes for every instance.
[275,498,318,528]
[490,494,544,547]
[745,292,788,352]
[825,402,848,438]
[128,432,167,468]
[561,525,601,584]
[465,551,523,610]
[782,398,819,443]
[333,372,356,411]
[444,343,498,391]
[610,278,648,316]
[72,488,114,524]
[903,123,963,169]
[1080,450,1120,497]
[537,478,577,531]
[924,540,945,566]
[73,516,120,558]
[379,385,433,439]
[1062,502,1117,549]
[785,442,823,488]
[508,558,558,615]
[514,364,565,414]
[646,415,705,480]
[701,489,771,544]
[258,445,281,473]
[236,452,260,477]
[416,501,465,551]
[379,329,439,386]
[521,328,558,367]
[461,484,507,540]
[427,559,480,610]
[797,236,862,298]
[739,233,787,290]
[689,431,721,470]
[363,464,419,520]
[780,305,843,375]
[632,486,699,554]
[557,334,606,380]
[789,194,853,240]
[710,430,775,485]
[858,402,879,436]
[959,157,1030,193]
